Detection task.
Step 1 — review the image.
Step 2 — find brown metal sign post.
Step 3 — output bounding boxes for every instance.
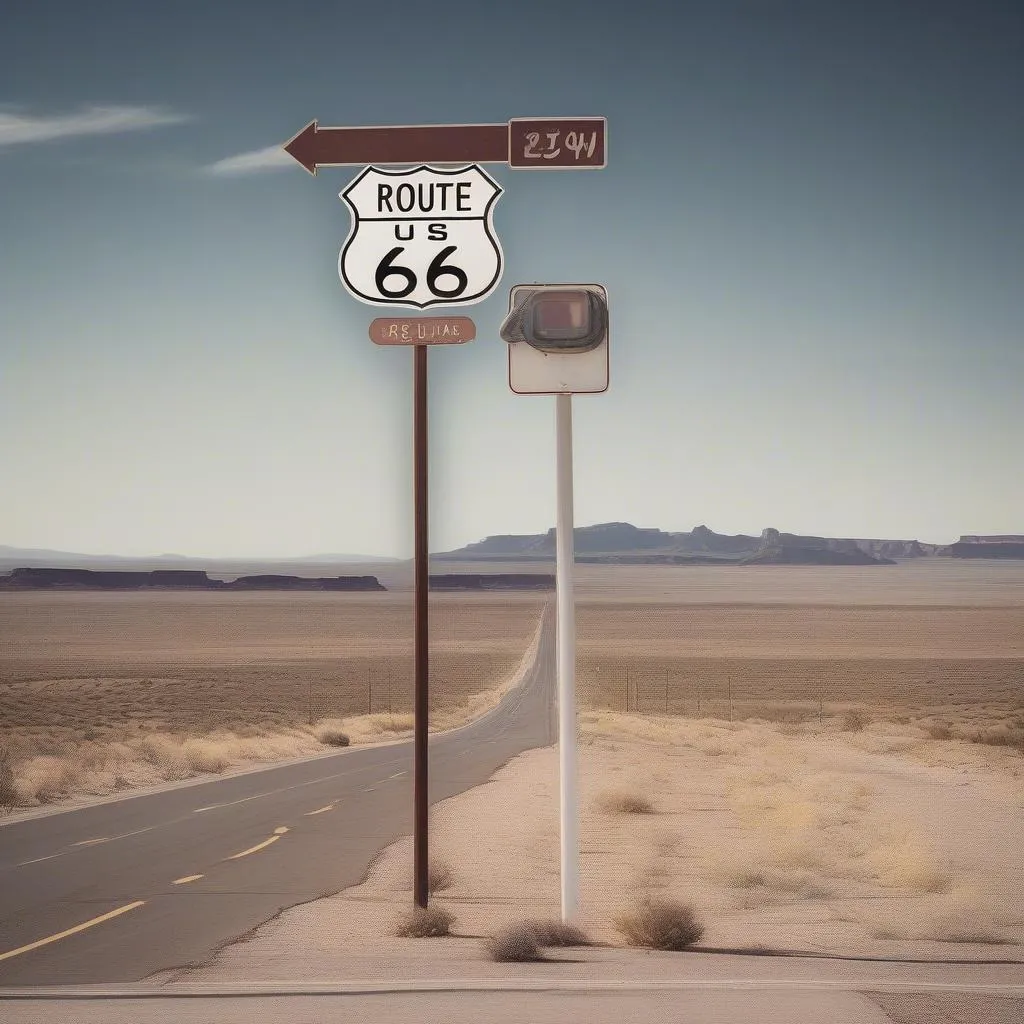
[412,342,429,909]
[366,317,474,908]
[341,163,504,914]
[283,117,605,913]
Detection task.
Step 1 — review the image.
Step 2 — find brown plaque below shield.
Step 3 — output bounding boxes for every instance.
[369,316,476,346]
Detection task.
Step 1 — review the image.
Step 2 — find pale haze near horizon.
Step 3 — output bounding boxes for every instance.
[1,1,1021,560]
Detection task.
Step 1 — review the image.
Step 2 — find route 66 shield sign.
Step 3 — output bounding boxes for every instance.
[339,164,504,309]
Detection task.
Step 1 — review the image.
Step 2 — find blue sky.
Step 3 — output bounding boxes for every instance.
[1,0,1021,558]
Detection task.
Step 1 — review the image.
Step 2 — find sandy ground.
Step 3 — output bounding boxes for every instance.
[157,711,1024,993]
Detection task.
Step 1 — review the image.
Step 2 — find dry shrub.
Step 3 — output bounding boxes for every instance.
[316,725,351,747]
[616,896,704,951]
[368,713,415,734]
[4,713,428,808]
[596,788,654,814]
[520,918,592,947]
[137,734,191,778]
[6,727,330,807]
[842,709,868,732]
[712,860,768,889]
[860,887,1018,944]
[711,848,837,899]
[21,754,81,803]
[926,723,952,740]
[0,745,17,810]
[183,738,231,774]
[332,714,410,745]
[865,830,951,892]
[486,922,545,962]
[844,730,920,756]
[393,905,455,938]
[428,858,454,893]
[716,762,952,897]
[712,819,951,898]
[689,733,744,757]
[969,727,1024,752]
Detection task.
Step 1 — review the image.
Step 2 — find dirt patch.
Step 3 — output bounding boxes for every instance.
[865,991,1024,1024]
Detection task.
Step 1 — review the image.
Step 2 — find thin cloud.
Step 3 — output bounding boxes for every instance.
[0,105,189,147]
[204,144,293,176]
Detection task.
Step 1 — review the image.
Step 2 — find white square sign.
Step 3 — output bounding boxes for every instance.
[506,284,609,394]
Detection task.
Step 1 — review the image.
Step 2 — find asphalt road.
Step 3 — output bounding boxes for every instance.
[0,603,556,986]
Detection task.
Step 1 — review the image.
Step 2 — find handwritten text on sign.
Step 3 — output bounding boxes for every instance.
[369,316,476,345]
[509,118,606,169]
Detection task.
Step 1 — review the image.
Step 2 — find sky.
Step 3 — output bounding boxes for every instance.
[1,0,1021,559]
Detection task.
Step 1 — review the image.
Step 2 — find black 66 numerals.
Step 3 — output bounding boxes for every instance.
[375,246,468,301]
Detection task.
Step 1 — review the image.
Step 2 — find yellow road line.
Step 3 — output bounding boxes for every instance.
[0,901,146,963]
[72,838,108,847]
[273,826,289,835]
[304,805,335,816]
[226,835,281,860]
[171,874,204,885]
[189,761,395,814]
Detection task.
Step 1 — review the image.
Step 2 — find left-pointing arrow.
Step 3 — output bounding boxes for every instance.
[281,120,510,175]
[282,120,321,176]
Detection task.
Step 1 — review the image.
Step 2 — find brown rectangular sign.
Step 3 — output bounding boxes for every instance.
[509,117,606,169]
[369,316,476,346]
[283,118,607,174]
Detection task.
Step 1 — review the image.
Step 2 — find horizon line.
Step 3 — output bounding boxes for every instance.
[3,522,1017,563]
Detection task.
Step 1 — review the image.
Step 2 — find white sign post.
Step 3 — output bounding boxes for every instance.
[500,284,609,922]
[339,164,503,309]
[555,391,579,921]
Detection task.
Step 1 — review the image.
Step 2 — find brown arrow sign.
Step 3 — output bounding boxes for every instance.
[283,118,606,175]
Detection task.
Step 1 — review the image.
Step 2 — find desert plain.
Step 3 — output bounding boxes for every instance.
[2,560,1023,983]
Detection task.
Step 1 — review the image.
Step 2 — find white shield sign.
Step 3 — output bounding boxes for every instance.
[339,164,503,309]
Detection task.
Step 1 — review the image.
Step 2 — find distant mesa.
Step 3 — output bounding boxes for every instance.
[0,568,216,590]
[222,574,385,591]
[949,535,1024,559]
[741,528,895,566]
[3,530,1023,587]
[433,522,988,565]
[0,566,558,592]
[0,568,386,591]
